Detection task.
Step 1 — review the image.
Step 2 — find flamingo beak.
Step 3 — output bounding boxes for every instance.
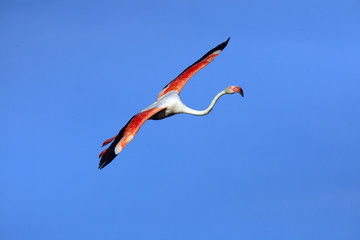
[239,88,244,97]
[229,86,244,96]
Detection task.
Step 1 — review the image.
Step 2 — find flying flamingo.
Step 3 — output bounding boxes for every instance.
[98,38,244,169]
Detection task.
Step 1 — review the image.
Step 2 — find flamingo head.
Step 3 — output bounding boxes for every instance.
[225,86,244,97]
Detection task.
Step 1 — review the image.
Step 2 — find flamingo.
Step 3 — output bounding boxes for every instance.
[98,38,244,169]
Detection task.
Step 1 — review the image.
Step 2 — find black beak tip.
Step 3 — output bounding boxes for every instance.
[239,89,244,97]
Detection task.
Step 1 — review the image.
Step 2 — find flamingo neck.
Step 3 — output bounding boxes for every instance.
[182,90,227,116]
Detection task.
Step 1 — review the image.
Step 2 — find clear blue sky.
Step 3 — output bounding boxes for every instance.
[1,0,360,239]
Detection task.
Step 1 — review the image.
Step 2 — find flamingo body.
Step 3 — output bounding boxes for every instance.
[98,38,244,169]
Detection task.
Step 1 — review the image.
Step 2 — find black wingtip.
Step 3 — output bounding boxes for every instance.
[97,116,136,170]
[98,160,107,170]
[98,154,116,170]
[98,136,119,170]
[224,37,231,45]
[98,162,104,170]
[216,37,230,51]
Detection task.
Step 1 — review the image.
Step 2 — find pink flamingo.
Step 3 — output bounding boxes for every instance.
[99,38,244,169]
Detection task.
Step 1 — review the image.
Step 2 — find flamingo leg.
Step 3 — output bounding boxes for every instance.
[102,135,118,147]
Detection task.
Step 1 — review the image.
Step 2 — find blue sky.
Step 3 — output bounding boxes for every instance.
[1,0,360,239]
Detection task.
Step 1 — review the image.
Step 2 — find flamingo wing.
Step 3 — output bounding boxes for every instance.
[98,107,166,169]
[157,38,230,99]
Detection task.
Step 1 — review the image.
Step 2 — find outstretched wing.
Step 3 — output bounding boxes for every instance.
[98,107,166,169]
[157,38,230,99]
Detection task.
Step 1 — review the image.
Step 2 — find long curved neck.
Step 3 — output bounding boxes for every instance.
[182,90,227,116]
